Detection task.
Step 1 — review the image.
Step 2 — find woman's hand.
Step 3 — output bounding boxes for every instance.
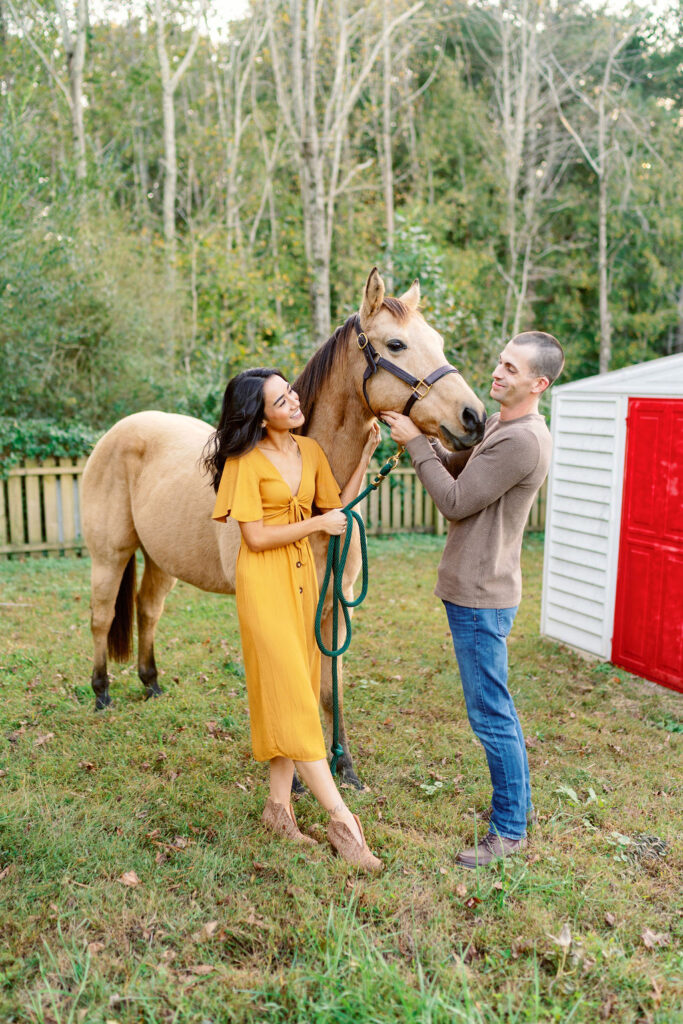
[362,420,382,461]
[380,410,421,444]
[317,509,348,536]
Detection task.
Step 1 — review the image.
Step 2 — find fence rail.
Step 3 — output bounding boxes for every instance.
[0,457,547,559]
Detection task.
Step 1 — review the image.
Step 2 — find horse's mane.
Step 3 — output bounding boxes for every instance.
[294,298,411,433]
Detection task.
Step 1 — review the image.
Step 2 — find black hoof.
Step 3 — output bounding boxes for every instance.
[291,773,306,796]
[144,682,164,700]
[94,692,112,711]
[338,765,364,791]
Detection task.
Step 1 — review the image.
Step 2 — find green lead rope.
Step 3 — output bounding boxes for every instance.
[315,446,404,775]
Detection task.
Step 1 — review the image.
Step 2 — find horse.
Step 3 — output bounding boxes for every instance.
[81,268,486,787]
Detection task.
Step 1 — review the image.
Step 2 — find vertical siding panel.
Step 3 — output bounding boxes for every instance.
[0,478,7,548]
[8,473,24,546]
[403,471,413,529]
[42,457,60,546]
[60,458,77,548]
[25,461,42,547]
[413,474,424,529]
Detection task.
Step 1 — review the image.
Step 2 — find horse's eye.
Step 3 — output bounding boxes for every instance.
[386,339,407,353]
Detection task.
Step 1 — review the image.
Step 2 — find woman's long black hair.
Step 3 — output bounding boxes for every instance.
[201,367,283,492]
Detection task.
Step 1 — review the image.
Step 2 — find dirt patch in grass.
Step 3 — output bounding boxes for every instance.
[0,536,681,1022]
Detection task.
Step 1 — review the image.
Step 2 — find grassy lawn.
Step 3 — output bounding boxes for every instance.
[0,534,681,1023]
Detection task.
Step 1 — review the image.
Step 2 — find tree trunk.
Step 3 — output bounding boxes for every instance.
[55,0,88,180]
[154,0,206,362]
[675,284,683,353]
[597,86,611,374]
[381,0,394,291]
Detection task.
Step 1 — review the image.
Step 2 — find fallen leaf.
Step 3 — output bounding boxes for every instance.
[604,912,617,928]
[118,870,141,888]
[465,896,481,910]
[455,882,467,898]
[87,941,106,955]
[600,995,616,1019]
[641,928,669,950]
[548,923,572,949]
[0,865,13,882]
[192,921,219,943]
[78,761,96,771]
[651,977,663,1008]
[0,769,7,778]
[492,880,504,891]
[34,733,55,747]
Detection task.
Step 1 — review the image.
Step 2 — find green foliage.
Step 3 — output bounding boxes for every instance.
[0,417,99,478]
[1,0,681,432]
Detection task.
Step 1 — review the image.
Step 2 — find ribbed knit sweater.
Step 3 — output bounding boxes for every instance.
[405,411,552,608]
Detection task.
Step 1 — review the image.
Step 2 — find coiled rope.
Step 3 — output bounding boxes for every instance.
[315,446,404,774]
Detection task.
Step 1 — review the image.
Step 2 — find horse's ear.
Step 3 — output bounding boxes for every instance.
[360,267,385,326]
[398,278,420,310]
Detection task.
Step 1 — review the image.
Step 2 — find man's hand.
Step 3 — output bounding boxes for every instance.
[381,410,422,444]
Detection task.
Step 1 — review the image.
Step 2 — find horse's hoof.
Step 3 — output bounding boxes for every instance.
[94,693,112,711]
[338,766,364,791]
[144,683,164,700]
[291,773,306,796]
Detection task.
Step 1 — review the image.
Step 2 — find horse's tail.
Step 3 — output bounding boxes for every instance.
[107,555,136,662]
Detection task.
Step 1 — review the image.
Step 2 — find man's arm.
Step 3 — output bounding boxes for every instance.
[428,437,473,478]
[406,431,541,521]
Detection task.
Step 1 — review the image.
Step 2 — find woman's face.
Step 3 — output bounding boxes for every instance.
[262,375,305,431]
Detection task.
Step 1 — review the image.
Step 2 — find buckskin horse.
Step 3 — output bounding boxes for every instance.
[81,268,486,787]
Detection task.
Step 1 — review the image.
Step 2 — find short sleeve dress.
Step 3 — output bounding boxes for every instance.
[211,435,342,762]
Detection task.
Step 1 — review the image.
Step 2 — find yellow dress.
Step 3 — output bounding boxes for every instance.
[211,435,342,762]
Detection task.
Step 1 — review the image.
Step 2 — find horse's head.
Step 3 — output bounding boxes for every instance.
[356,268,486,450]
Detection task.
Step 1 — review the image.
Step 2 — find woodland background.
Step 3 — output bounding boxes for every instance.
[1,0,683,436]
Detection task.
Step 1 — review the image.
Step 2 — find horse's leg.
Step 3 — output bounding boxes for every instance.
[90,553,136,710]
[319,605,364,790]
[136,552,177,700]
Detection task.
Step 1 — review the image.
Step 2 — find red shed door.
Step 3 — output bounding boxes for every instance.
[612,398,683,693]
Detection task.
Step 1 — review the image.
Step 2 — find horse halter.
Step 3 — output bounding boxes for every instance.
[354,315,460,420]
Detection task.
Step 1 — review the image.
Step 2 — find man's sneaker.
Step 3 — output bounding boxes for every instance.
[457,832,527,869]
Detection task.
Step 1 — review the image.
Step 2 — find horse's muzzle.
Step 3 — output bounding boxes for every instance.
[441,408,486,451]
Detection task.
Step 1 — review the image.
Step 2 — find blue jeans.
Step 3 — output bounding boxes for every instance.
[443,602,531,840]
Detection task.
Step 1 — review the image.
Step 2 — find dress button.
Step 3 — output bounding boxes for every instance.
[299,587,303,594]
[296,561,302,568]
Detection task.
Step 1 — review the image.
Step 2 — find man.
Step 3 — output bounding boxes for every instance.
[382,331,564,868]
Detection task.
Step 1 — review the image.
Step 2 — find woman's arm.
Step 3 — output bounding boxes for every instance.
[239,509,346,552]
[339,421,382,505]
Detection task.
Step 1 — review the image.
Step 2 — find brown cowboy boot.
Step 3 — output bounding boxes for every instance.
[261,798,317,846]
[327,813,383,874]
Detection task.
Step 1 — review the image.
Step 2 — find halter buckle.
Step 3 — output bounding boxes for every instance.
[413,379,432,400]
[357,332,370,351]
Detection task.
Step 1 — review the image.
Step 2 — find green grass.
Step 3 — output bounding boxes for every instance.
[1,535,681,1023]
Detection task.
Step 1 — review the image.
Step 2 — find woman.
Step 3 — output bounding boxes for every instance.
[202,368,383,873]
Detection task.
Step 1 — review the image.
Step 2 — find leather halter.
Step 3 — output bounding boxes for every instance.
[354,315,460,420]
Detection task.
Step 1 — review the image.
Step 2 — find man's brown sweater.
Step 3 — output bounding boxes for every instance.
[405,412,552,608]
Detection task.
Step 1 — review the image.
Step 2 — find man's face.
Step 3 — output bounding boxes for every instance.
[490,341,546,410]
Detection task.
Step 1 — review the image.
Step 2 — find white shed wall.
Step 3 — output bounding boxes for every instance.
[541,392,628,656]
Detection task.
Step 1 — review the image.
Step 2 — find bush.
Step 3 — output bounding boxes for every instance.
[0,417,99,478]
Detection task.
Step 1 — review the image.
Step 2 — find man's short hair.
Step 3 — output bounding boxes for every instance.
[511,331,565,385]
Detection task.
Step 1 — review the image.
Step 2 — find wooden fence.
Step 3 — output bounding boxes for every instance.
[0,458,547,558]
